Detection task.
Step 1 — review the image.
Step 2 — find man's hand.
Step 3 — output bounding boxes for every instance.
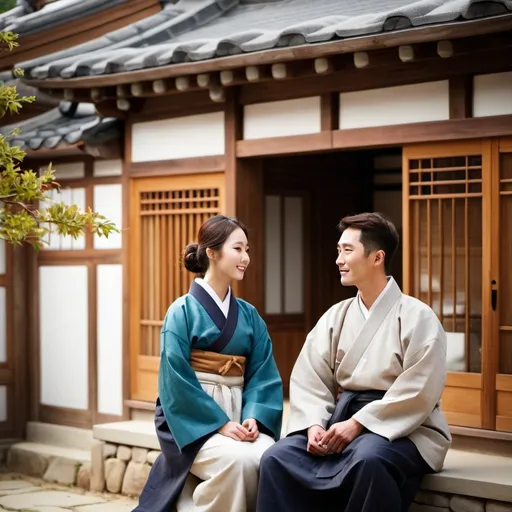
[242,418,259,442]
[307,425,328,456]
[218,421,250,441]
[319,418,364,454]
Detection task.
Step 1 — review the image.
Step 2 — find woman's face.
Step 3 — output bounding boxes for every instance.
[211,227,250,281]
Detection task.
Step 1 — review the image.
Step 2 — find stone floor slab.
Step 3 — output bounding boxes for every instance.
[74,502,136,512]
[27,507,71,512]
[0,481,35,491]
[0,490,106,510]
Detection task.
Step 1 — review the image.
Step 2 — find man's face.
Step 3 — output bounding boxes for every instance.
[336,228,374,287]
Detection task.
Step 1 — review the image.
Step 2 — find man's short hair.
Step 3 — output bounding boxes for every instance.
[338,212,399,274]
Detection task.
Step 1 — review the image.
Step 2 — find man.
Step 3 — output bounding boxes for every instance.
[257,212,451,512]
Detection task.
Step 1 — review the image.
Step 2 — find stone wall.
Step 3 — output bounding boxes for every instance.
[412,491,512,512]
[90,441,158,497]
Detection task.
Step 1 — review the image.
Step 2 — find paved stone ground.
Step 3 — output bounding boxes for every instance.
[0,473,137,512]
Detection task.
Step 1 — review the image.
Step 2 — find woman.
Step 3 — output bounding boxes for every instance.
[135,215,283,512]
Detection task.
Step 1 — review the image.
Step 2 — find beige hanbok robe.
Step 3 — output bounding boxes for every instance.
[287,277,451,471]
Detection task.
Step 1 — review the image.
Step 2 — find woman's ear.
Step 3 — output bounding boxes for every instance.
[206,248,216,261]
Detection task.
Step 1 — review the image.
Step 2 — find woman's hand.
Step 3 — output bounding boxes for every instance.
[242,418,259,442]
[218,421,250,441]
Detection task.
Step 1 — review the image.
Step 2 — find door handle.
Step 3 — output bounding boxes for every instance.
[491,280,497,311]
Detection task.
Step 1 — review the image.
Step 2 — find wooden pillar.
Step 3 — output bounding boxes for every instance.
[224,88,264,310]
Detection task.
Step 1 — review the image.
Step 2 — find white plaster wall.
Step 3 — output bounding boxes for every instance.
[0,287,6,364]
[43,188,86,251]
[340,81,450,129]
[244,97,321,140]
[94,159,123,177]
[132,112,225,162]
[0,386,6,422]
[49,162,85,180]
[0,239,5,275]
[39,266,88,410]
[265,196,282,314]
[473,72,512,117]
[97,264,123,416]
[284,197,303,314]
[93,184,122,250]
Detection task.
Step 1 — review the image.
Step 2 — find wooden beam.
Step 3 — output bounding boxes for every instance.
[239,44,512,105]
[129,156,225,178]
[449,76,473,119]
[23,15,512,89]
[332,115,512,149]
[224,89,243,216]
[237,132,332,158]
[320,93,339,131]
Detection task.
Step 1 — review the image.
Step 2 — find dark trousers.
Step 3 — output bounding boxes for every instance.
[256,431,431,512]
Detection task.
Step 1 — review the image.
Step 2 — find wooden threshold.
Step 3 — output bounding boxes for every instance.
[125,399,156,412]
[237,132,332,158]
[39,404,92,430]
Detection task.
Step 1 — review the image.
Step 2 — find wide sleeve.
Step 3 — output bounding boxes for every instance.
[286,307,339,436]
[352,331,447,441]
[159,305,229,451]
[241,311,283,440]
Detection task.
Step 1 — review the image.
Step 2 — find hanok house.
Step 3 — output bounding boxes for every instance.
[2,0,512,504]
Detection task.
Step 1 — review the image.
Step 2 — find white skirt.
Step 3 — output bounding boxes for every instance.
[195,371,244,423]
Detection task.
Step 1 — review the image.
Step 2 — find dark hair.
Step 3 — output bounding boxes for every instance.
[338,212,399,274]
[183,215,248,275]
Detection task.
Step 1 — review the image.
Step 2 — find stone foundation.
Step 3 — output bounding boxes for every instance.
[91,441,158,497]
[412,491,512,512]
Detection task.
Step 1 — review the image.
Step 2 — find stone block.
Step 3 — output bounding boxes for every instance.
[451,496,485,512]
[7,447,49,477]
[105,458,127,494]
[90,441,105,493]
[486,502,512,512]
[146,451,160,465]
[43,457,78,486]
[0,490,106,509]
[116,446,132,462]
[410,504,450,512]
[415,490,451,507]
[77,462,91,491]
[102,443,118,459]
[121,461,151,497]
[132,448,148,464]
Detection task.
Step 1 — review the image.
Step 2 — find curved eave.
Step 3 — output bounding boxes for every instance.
[20,13,512,90]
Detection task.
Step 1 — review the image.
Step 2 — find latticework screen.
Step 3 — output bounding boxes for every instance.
[407,155,483,373]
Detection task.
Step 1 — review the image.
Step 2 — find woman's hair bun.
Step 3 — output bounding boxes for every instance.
[183,243,207,274]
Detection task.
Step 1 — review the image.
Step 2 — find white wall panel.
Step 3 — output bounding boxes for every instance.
[93,184,122,250]
[244,97,321,140]
[132,112,225,162]
[473,72,512,117]
[0,386,6,422]
[97,265,123,416]
[94,159,123,177]
[265,196,282,314]
[284,197,303,314]
[340,81,449,129]
[0,287,6,363]
[46,162,85,180]
[39,266,88,410]
[0,239,5,275]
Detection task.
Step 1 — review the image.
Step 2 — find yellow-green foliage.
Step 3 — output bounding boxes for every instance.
[0,31,118,249]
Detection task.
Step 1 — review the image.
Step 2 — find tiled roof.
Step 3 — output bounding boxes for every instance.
[19,0,512,80]
[1,101,120,151]
[1,0,133,37]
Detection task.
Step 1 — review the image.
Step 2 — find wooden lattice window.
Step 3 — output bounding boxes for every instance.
[407,154,483,374]
[130,173,225,402]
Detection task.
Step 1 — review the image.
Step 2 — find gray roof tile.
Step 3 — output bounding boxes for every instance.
[18,0,512,80]
[1,101,118,151]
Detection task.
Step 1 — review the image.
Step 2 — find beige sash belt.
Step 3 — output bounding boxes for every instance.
[190,349,246,377]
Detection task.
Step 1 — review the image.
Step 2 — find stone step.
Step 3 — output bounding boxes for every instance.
[26,421,94,451]
[7,442,91,488]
